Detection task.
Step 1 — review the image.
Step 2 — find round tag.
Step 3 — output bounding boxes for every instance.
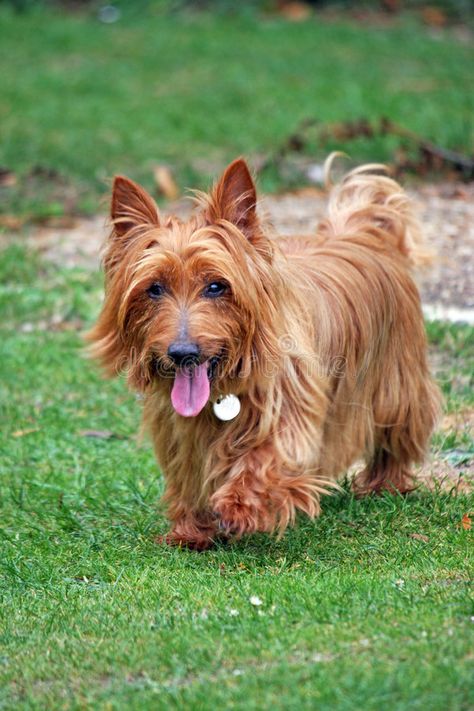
[212,394,241,421]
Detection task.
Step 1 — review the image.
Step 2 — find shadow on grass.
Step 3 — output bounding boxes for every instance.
[148,482,471,566]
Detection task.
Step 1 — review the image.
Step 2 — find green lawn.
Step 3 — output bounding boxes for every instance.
[0,242,473,709]
[1,5,473,217]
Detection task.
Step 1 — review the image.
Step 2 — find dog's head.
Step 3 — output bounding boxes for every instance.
[88,159,282,417]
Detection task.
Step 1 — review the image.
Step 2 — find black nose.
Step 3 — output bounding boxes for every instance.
[167,341,201,367]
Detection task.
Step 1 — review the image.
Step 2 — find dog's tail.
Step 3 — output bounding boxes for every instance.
[319,154,431,267]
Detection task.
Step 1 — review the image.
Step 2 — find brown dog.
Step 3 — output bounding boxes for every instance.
[88,157,441,550]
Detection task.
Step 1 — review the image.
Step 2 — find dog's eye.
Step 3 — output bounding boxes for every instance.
[147,282,164,299]
[203,281,227,298]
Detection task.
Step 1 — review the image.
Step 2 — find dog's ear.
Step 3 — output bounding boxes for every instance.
[210,158,257,235]
[111,175,160,236]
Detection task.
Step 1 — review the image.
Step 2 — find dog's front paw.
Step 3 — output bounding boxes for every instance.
[212,495,272,538]
[157,517,218,551]
[157,530,215,552]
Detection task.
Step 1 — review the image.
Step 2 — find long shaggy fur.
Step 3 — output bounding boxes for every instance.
[87,157,441,550]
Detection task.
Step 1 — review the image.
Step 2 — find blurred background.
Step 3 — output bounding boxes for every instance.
[0,0,472,221]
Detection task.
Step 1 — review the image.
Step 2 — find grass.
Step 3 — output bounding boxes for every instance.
[0,241,473,710]
[0,5,473,217]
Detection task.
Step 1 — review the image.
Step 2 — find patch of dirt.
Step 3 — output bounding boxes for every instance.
[418,409,474,492]
[417,460,473,493]
[3,182,473,313]
[440,408,474,434]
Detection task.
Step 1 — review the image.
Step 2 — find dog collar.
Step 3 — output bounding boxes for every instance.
[213,394,241,421]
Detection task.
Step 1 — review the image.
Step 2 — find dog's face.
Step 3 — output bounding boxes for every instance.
[90,159,279,416]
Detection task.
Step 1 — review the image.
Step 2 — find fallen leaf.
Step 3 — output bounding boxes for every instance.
[461,514,472,531]
[0,214,25,230]
[0,167,17,187]
[382,0,400,11]
[153,165,179,200]
[13,428,39,438]
[278,1,311,21]
[51,317,84,333]
[410,533,429,543]
[32,215,79,229]
[421,6,447,27]
[79,429,124,440]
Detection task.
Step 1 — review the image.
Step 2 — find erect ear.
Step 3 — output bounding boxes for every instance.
[111,175,159,236]
[210,158,257,234]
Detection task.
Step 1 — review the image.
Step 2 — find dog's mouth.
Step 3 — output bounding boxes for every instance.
[170,356,220,418]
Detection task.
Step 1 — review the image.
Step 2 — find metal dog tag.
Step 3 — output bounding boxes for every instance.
[213,394,241,421]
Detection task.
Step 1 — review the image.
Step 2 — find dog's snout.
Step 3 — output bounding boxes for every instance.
[167,341,201,367]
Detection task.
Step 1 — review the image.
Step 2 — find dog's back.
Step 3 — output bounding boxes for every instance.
[279,163,441,491]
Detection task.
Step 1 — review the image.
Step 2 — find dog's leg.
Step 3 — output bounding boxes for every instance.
[354,372,440,496]
[158,483,218,551]
[159,510,218,551]
[354,386,440,496]
[353,448,415,495]
[210,446,321,537]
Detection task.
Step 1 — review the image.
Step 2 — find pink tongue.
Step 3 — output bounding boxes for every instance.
[171,361,211,417]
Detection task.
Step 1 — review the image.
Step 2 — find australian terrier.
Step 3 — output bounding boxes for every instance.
[88,157,441,550]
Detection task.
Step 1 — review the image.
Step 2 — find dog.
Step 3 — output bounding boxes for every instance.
[87,157,441,550]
